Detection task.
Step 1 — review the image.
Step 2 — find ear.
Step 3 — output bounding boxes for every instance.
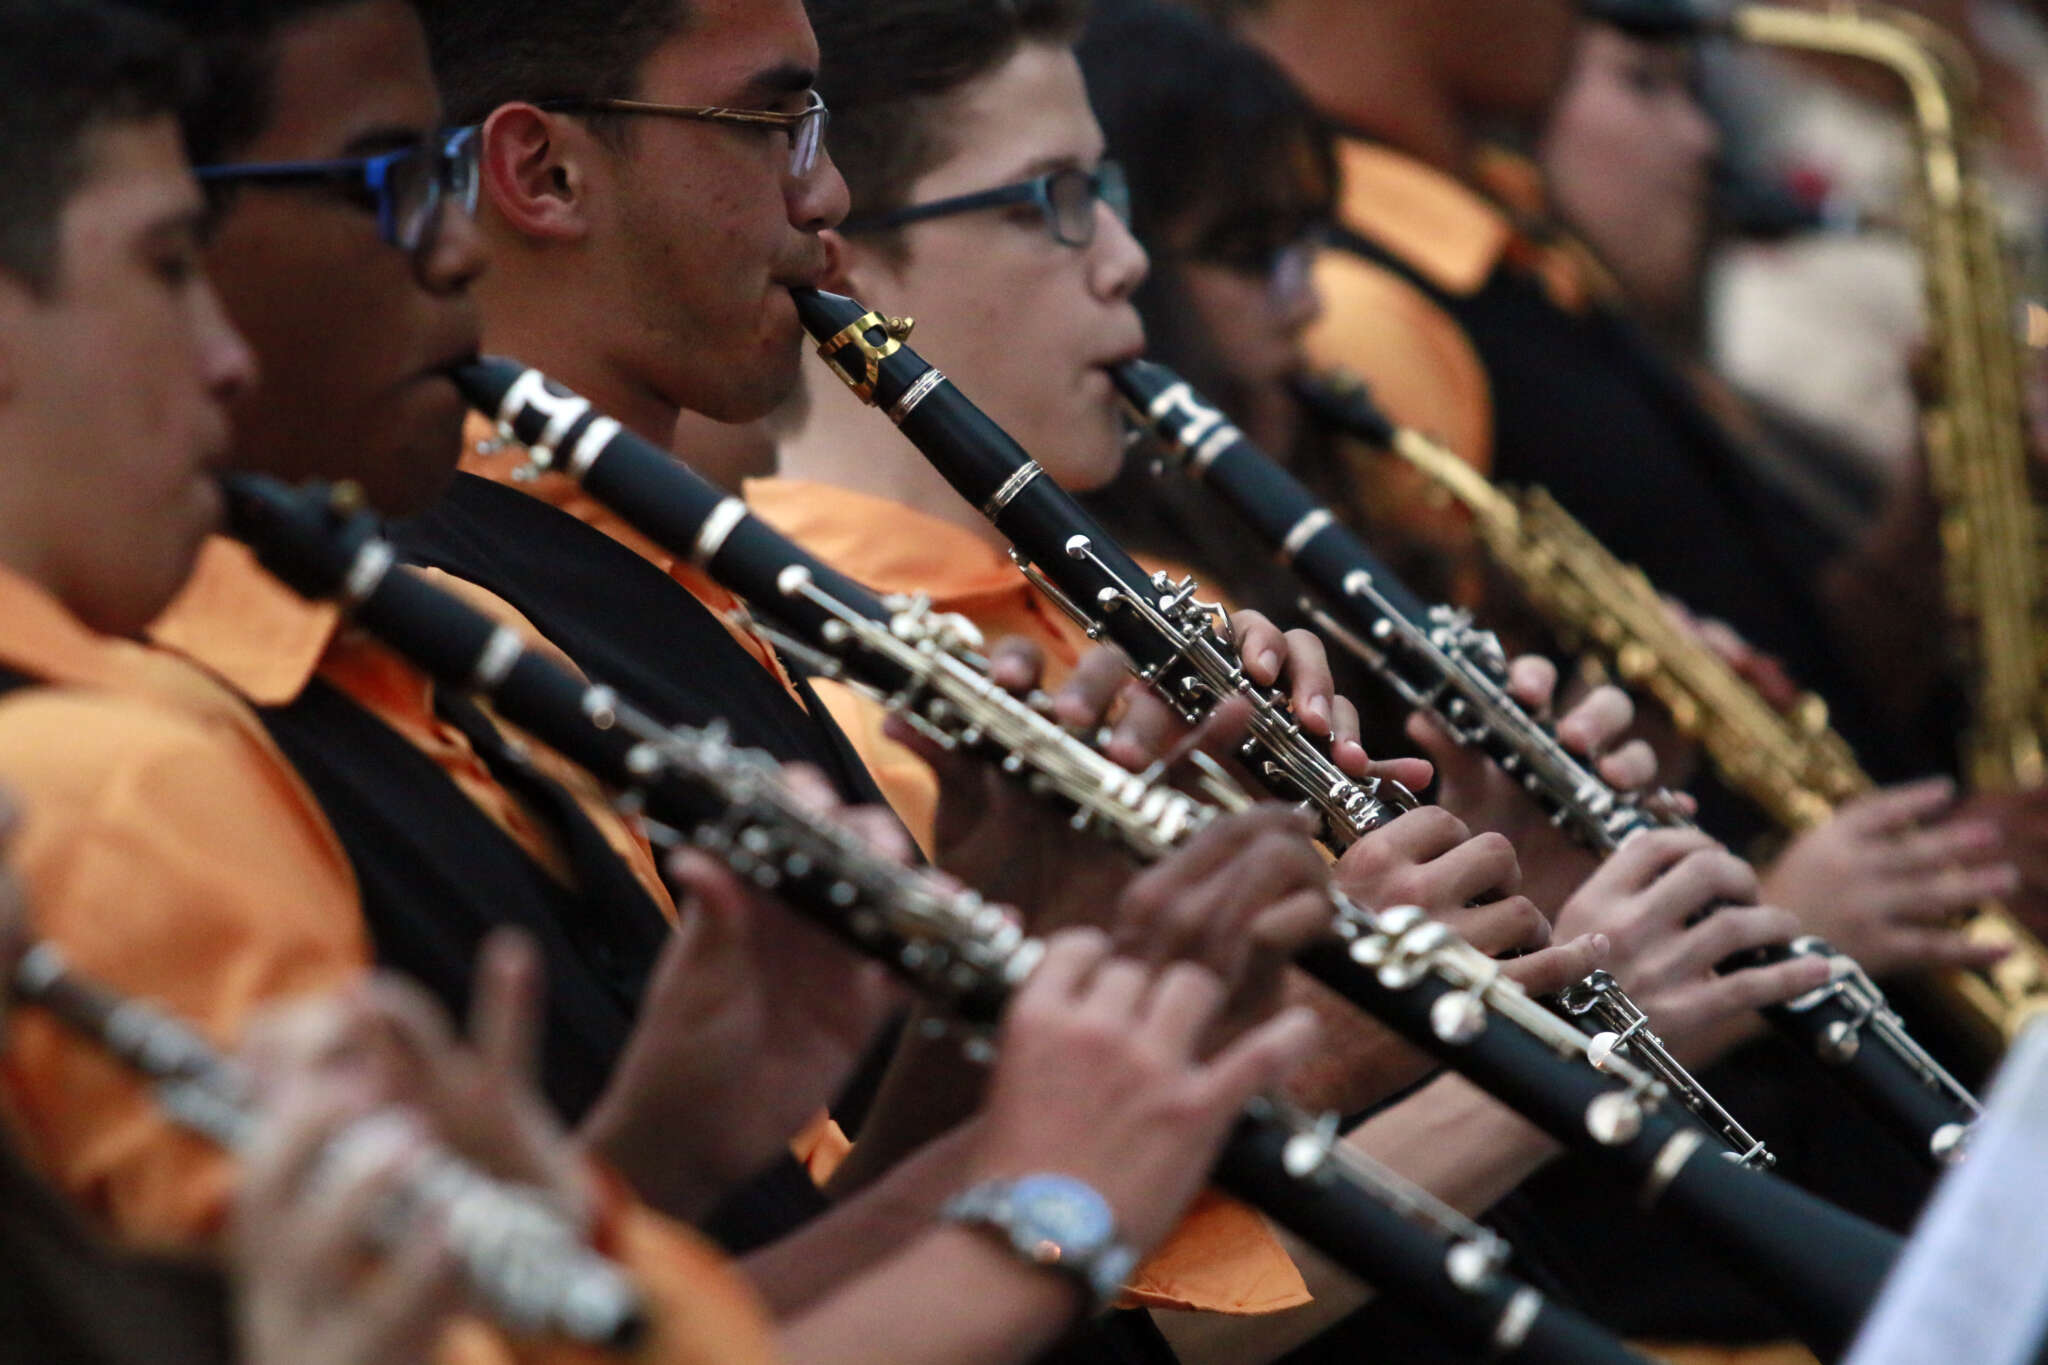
[479,104,596,245]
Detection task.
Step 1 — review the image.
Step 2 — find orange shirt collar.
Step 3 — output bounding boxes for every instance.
[1334,139,1613,314]
[1334,139,1515,298]
[146,537,340,708]
[742,478,1027,605]
[0,563,156,688]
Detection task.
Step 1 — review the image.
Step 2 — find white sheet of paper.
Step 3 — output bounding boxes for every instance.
[1844,1022,2048,1365]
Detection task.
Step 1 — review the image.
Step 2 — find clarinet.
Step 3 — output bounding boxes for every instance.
[6,940,648,1350]
[445,362,1912,1359]
[1283,364,1985,1169]
[221,471,1655,1365]
[785,289,1894,1352]
[1120,365,1774,1170]
[786,289,1417,850]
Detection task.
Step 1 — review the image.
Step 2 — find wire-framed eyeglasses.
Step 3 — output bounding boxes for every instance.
[536,89,831,180]
[196,126,481,262]
[841,161,1131,248]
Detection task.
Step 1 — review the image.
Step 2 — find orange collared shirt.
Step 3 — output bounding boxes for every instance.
[151,538,675,916]
[745,480,1311,1317]
[0,560,783,1365]
[0,563,364,1246]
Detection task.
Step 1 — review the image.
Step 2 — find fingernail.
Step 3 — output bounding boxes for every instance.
[1259,650,1281,678]
[1304,696,1330,728]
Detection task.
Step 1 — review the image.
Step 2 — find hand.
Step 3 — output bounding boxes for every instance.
[1666,599,1802,714]
[1764,778,2016,978]
[1333,806,1545,954]
[904,640,1147,932]
[233,933,582,1365]
[581,838,901,1221]
[1554,829,1831,1059]
[233,1084,464,1365]
[238,932,587,1217]
[1112,805,1337,1040]
[1410,655,1660,912]
[1232,610,1434,790]
[967,930,1318,1256]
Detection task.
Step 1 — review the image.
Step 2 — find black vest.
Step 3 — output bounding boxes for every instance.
[256,677,670,1124]
[396,474,891,807]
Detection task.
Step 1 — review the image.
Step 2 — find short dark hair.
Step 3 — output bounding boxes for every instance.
[808,0,1091,229]
[418,0,692,132]
[110,2,375,167]
[0,0,193,294]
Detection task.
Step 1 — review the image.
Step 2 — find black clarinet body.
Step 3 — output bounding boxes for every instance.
[766,289,1908,1353]
[223,472,1653,1365]
[788,288,1414,848]
[1280,364,1984,1170]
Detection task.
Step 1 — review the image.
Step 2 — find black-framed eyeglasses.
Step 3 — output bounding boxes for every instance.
[841,161,1131,248]
[1159,225,1324,311]
[535,89,830,180]
[196,126,481,260]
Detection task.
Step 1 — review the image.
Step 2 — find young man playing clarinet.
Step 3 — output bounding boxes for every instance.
[0,1,1332,1360]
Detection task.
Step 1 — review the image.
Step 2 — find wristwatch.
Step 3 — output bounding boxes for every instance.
[940,1173,1140,1310]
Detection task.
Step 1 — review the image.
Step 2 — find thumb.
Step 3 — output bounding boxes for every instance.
[662,850,751,968]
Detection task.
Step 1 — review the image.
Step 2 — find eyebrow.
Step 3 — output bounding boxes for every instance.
[730,62,817,104]
[1007,152,1090,183]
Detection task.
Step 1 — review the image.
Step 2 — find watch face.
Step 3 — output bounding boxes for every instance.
[1008,1174,1115,1260]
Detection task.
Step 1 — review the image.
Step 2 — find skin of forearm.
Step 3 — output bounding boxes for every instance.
[825,1008,989,1197]
[1277,970,1439,1114]
[739,1120,984,1318]
[1153,1074,1559,1365]
[777,1225,1085,1365]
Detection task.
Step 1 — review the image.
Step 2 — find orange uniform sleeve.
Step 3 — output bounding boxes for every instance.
[0,690,368,1249]
[805,680,940,860]
[1306,251,1495,471]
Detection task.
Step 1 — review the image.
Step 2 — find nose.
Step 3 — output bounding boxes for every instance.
[1089,200,1150,303]
[417,196,489,295]
[791,145,852,232]
[195,277,257,405]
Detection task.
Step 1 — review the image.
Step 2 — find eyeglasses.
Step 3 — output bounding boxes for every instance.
[536,89,831,180]
[196,127,481,261]
[841,161,1131,249]
[1164,225,1323,311]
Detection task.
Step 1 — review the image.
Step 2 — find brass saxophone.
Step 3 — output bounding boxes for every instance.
[1342,397,2048,1052]
[1313,0,2048,1055]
